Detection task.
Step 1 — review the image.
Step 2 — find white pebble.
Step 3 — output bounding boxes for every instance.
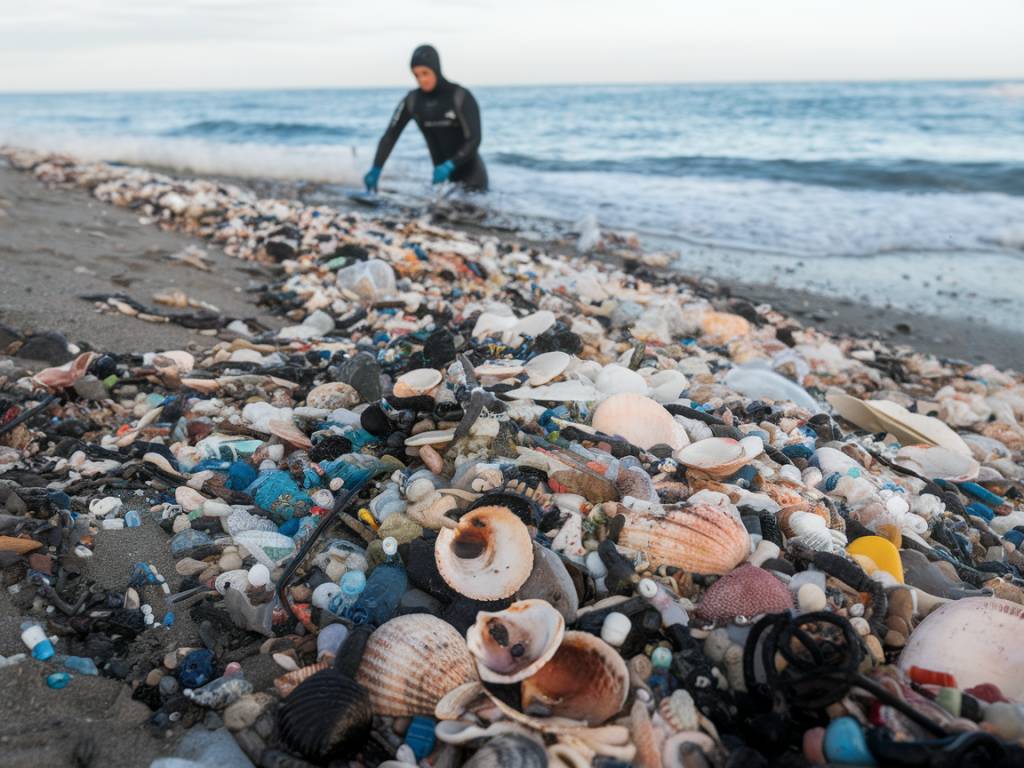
[797,583,827,612]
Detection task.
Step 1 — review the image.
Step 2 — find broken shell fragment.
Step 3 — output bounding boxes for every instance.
[525,351,571,386]
[466,599,566,684]
[675,436,762,478]
[435,506,535,601]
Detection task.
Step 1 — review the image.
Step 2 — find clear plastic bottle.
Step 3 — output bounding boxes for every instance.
[349,537,407,626]
[638,578,689,627]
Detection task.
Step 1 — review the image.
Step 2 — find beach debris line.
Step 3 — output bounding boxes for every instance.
[1,145,1024,766]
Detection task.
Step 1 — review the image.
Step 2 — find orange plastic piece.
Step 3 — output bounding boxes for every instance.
[908,665,957,688]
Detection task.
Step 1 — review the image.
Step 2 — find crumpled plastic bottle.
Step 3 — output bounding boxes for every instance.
[336,259,396,301]
[349,537,406,626]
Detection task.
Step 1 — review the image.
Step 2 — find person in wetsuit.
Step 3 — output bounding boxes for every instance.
[363,45,488,193]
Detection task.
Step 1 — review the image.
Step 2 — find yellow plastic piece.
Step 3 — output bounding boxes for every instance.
[847,535,904,583]
[357,507,379,530]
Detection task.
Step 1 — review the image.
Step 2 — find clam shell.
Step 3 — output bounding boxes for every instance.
[675,436,762,478]
[467,599,566,684]
[520,631,629,725]
[617,502,750,574]
[897,597,1024,698]
[591,393,689,451]
[525,352,571,386]
[595,365,648,396]
[306,382,360,410]
[356,614,477,716]
[645,370,688,403]
[394,368,443,398]
[435,506,535,601]
[268,419,313,450]
[700,311,750,344]
[277,669,372,762]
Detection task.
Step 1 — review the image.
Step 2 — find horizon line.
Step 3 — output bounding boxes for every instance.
[2,75,1023,97]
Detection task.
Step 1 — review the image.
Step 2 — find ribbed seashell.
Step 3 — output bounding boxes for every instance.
[275,661,331,697]
[693,564,793,625]
[306,382,360,410]
[591,393,689,451]
[766,484,811,513]
[435,506,534,600]
[394,368,443,398]
[467,599,566,684]
[464,734,548,768]
[675,436,762,478]
[898,597,1024,698]
[779,509,828,539]
[356,614,477,716]
[617,502,750,575]
[525,351,571,386]
[278,670,372,762]
[630,698,662,768]
[659,690,699,733]
[786,529,838,554]
[520,631,628,726]
[268,419,312,450]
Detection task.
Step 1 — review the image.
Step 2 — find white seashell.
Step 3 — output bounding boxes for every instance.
[405,428,457,447]
[394,368,443,398]
[898,597,1024,698]
[505,310,556,342]
[786,511,827,537]
[472,310,519,339]
[89,497,123,518]
[435,506,534,601]
[505,381,599,402]
[646,370,688,403]
[467,599,566,684]
[894,445,980,482]
[175,486,209,512]
[525,352,571,386]
[595,365,648,396]
[675,436,761,477]
[551,513,586,559]
[475,360,525,378]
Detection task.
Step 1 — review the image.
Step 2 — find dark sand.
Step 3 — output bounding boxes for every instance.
[0,161,282,354]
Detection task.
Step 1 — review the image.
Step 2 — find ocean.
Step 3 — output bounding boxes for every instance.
[2,81,1023,327]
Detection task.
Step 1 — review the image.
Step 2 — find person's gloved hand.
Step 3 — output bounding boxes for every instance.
[432,160,455,184]
[363,166,382,193]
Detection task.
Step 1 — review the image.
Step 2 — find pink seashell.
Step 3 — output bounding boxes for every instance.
[694,564,794,624]
[591,393,688,452]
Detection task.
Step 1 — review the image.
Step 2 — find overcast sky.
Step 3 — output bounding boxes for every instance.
[1,0,1022,92]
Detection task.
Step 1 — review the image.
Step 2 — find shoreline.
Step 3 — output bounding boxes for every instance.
[0,151,1021,373]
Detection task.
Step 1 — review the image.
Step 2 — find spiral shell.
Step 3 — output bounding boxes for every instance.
[435,506,535,600]
[356,613,477,716]
[617,502,750,575]
[519,631,629,725]
[467,599,565,684]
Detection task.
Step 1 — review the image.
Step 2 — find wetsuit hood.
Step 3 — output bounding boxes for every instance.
[410,44,447,90]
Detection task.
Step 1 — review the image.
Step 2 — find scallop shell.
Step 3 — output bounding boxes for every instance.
[894,445,980,482]
[268,419,313,450]
[306,382,360,410]
[525,352,571,386]
[275,661,331,697]
[435,506,535,601]
[394,368,443,398]
[591,393,689,451]
[519,631,629,725]
[897,597,1024,698]
[467,599,566,684]
[617,502,750,574]
[356,614,477,716]
[675,436,762,478]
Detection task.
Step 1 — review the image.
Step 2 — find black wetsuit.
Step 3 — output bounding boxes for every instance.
[372,45,488,191]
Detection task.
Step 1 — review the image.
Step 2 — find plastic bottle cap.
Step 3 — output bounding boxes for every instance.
[638,578,658,599]
[651,646,673,670]
[382,537,398,557]
[601,612,632,647]
[248,563,271,588]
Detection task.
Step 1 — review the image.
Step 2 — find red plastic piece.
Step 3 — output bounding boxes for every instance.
[965,683,1008,703]
[908,665,957,688]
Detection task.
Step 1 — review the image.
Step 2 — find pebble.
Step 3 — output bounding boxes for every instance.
[797,583,827,612]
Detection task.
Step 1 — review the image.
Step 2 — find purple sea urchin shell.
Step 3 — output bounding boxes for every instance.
[694,564,794,624]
